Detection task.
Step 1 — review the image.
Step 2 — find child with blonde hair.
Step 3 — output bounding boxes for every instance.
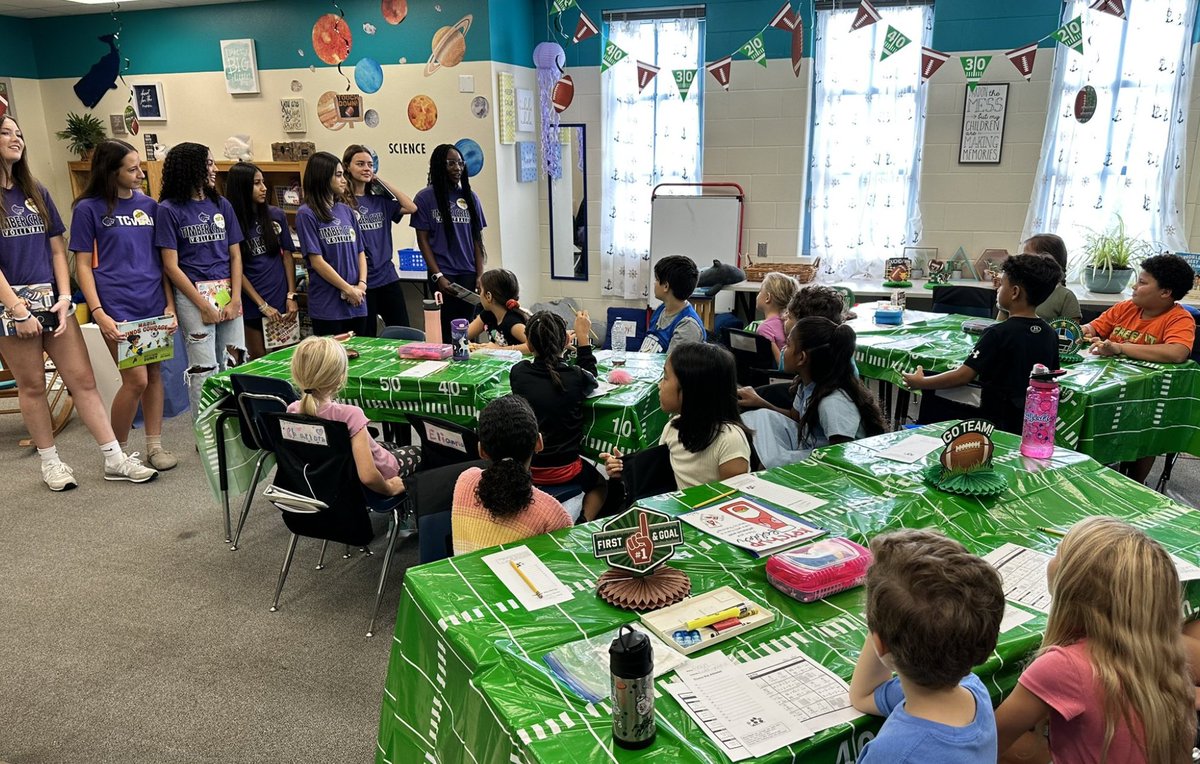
[995,516,1196,763]
[754,272,798,363]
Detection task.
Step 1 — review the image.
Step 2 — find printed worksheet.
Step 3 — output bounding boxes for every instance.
[399,360,449,378]
[983,543,1053,613]
[481,545,572,611]
[722,473,827,514]
[871,434,944,464]
[999,604,1037,634]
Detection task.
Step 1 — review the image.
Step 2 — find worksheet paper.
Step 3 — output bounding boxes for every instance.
[999,604,1037,634]
[871,434,944,464]
[399,360,449,378]
[983,543,1053,613]
[480,545,573,611]
[1172,554,1200,582]
[586,381,615,399]
[721,473,827,514]
[680,498,825,556]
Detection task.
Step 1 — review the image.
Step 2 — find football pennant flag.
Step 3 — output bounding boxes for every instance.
[739,31,769,67]
[572,10,599,44]
[549,0,577,14]
[960,54,992,91]
[673,69,697,101]
[1053,15,1084,54]
[851,0,882,31]
[920,47,950,83]
[769,1,798,31]
[1005,42,1037,81]
[636,61,660,93]
[789,17,804,77]
[1089,0,1126,19]
[879,25,911,61]
[600,41,628,72]
[706,56,733,90]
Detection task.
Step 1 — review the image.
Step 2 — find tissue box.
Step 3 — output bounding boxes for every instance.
[874,306,903,325]
[396,342,453,360]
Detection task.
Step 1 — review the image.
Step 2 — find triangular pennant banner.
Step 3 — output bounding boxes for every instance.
[920,47,950,83]
[769,1,798,31]
[636,61,660,93]
[850,0,882,32]
[572,10,599,44]
[549,0,577,14]
[879,26,911,61]
[960,54,992,91]
[706,56,732,90]
[739,31,769,67]
[600,41,628,72]
[1004,42,1037,81]
[673,68,697,101]
[789,17,804,77]
[1052,15,1084,54]
[1089,0,1126,19]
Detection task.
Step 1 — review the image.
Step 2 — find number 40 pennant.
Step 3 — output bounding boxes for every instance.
[879,25,911,61]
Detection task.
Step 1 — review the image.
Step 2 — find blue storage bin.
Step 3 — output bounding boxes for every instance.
[398,248,426,272]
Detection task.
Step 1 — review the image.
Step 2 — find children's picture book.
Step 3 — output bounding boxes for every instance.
[263,312,300,350]
[116,315,176,369]
[0,283,54,336]
[196,279,240,314]
[680,498,826,556]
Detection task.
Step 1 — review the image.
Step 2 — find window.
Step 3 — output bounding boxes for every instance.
[806,4,933,279]
[1024,0,1196,261]
[600,9,704,299]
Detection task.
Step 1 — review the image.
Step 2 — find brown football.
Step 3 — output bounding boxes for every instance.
[940,432,993,471]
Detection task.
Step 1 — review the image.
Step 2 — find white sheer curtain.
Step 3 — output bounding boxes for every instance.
[1024,0,1196,265]
[806,5,933,279]
[600,16,704,299]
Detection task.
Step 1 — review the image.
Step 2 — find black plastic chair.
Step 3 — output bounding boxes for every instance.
[401,459,488,564]
[930,285,997,319]
[618,444,677,509]
[223,374,298,544]
[230,392,290,550]
[720,327,778,386]
[407,413,481,470]
[259,412,405,637]
[753,381,794,411]
[380,325,426,341]
[1156,309,1200,494]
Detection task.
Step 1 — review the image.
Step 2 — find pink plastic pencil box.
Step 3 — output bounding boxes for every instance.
[765,537,872,602]
[396,343,453,360]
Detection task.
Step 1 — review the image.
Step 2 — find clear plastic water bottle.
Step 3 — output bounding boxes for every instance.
[423,299,442,345]
[610,625,655,749]
[1020,363,1062,459]
[450,318,470,361]
[611,320,631,365]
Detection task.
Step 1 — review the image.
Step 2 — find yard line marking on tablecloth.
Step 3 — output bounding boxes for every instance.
[376,740,394,764]
[585,703,601,717]
[532,724,547,740]
[425,752,438,763]
[496,601,507,612]
[555,602,588,639]
[517,729,532,745]
[460,610,473,623]
[547,719,561,735]
[560,711,574,728]
[473,607,484,619]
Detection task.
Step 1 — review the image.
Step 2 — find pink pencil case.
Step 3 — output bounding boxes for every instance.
[396,343,453,360]
[766,537,872,603]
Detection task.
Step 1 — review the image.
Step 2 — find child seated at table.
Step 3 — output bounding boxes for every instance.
[288,336,421,510]
[452,395,573,555]
[997,233,1082,323]
[753,272,799,363]
[601,342,751,489]
[640,255,705,352]
[468,268,531,353]
[784,284,847,336]
[738,317,885,468]
[850,529,1005,763]
[510,310,607,522]
[902,254,1061,435]
[995,517,1195,764]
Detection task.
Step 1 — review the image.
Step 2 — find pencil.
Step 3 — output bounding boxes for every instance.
[1036,526,1066,538]
[692,487,738,510]
[569,306,600,342]
[510,560,543,598]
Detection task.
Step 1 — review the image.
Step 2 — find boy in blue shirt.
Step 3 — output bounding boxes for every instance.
[849,529,1005,763]
[640,255,705,352]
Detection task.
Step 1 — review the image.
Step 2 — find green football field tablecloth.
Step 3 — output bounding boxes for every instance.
[375,425,1200,764]
[851,313,1200,464]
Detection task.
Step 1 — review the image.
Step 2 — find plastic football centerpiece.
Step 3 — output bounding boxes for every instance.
[923,419,1008,497]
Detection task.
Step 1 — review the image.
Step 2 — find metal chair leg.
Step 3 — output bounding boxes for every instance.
[316,540,329,570]
[215,410,235,543]
[367,511,401,638]
[230,451,270,551]
[1156,453,1181,493]
[270,533,300,612]
[343,544,353,559]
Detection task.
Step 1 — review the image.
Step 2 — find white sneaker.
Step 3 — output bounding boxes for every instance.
[42,461,78,492]
[147,449,179,471]
[104,452,159,483]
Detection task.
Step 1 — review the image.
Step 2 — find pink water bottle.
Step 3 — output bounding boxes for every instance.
[1020,364,1064,459]
[422,299,442,345]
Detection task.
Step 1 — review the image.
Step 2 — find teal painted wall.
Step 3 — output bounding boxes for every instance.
[490,0,540,67]
[0,15,38,78]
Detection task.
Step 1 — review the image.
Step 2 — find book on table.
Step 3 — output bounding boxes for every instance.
[115,315,176,370]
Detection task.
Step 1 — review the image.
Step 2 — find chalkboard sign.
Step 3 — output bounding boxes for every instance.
[959,83,1008,164]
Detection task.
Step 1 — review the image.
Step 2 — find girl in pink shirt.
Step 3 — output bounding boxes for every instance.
[995,516,1195,763]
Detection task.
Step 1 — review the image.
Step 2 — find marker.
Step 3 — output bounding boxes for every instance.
[1037,526,1066,538]
[510,560,543,598]
[685,604,756,631]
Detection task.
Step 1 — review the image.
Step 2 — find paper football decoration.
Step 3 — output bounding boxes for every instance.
[924,419,1008,497]
[940,430,994,471]
[551,74,574,113]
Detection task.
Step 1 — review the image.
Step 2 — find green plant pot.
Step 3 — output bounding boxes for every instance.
[1083,266,1133,294]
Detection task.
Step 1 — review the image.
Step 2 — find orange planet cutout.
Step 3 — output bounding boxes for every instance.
[317,90,346,130]
[407,95,438,131]
[381,0,408,25]
[312,13,352,65]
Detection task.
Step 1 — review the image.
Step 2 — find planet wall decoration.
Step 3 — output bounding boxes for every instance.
[408,94,438,131]
[381,0,408,25]
[312,14,352,65]
[454,138,484,177]
[471,95,489,119]
[355,57,384,94]
[318,90,345,130]
[364,109,380,128]
[424,15,472,76]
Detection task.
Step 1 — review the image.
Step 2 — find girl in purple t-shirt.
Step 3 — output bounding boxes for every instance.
[157,142,246,420]
[0,116,158,490]
[296,152,369,337]
[225,162,298,360]
[73,140,178,471]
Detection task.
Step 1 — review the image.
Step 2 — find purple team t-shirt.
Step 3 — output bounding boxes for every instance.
[296,202,366,321]
[154,196,244,283]
[353,194,402,288]
[0,184,65,286]
[409,185,486,276]
[241,206,292,320]
[69,194,166,322]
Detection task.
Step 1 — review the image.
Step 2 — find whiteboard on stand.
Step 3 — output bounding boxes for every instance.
[649,194,742,312]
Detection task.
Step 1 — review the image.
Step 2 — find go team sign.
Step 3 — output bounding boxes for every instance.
[592,507,684,574]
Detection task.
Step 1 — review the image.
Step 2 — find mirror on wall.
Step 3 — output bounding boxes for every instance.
[549,123,587,280]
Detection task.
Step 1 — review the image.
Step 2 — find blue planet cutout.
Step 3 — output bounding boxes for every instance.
[454,138,484,177]
[367,145,379,174]
[355,57,384,94]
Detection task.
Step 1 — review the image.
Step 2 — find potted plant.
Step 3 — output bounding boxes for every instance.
[1080,215,1153,294]
[55,112,107,160]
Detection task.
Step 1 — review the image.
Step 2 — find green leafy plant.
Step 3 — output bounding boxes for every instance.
[55,112,107,159]
[1080,215,1153,274]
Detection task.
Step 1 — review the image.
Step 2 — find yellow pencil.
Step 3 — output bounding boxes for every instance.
[569,307,600,342]
[1036,526,1066,538]
[510,560,543,599]
[692,487,738,510]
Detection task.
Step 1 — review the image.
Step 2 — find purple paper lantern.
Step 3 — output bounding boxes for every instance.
[533,41,565,180]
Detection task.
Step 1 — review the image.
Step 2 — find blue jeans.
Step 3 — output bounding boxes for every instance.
[174,287,246,420]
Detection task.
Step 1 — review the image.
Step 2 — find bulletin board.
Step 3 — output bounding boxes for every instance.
[649,184,744,309]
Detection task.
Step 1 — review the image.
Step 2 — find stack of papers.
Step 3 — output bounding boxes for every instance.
[870,434,944,464]
[680,497,825,557]
[481,546,572,611]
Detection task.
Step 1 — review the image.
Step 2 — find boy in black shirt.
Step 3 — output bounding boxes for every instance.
[902,254,1062,434]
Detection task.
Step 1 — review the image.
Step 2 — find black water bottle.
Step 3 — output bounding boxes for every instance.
[609,624,655,749]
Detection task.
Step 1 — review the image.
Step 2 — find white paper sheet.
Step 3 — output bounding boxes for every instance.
[481,545,573,611]
[1172,554,1200,582]
[983,543,1053,613]
[999,604,1038,634]
[680,498,825,556]
[721,473,828,514]
[878,336,927,352]
[587,381,615,399]
[871,434,944,464]
[399,360,449,378]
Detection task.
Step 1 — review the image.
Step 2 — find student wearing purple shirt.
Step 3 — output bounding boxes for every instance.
[0,116,157,491]
[343,145,417,335]
[411,144,487,340]
[296,151,370,337]
[73,140,178,471]
[157,142,246,420]
[225,162,299,360]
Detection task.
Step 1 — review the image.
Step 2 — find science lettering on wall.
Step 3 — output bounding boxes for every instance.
[959,83,1008,164]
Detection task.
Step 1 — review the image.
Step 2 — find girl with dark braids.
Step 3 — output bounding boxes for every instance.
[451,395,572,555]
[510,310,608,521]
[410,144,487,340]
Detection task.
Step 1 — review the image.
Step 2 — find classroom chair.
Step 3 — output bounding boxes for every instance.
[380,325,426,341]
[615,445,677,510]
[407,413,481,470]
[0,350,74,448]
[229,391,291,551]
[601,307,649,351]
[401,459,488,564]
[1155,306,1200,494]
[930,285,996,319]
[220,374,298,543]
[753,381,794,411]
[719,327,777,387]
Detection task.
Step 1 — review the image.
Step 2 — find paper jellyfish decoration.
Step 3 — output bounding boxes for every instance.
[532,41,566,180]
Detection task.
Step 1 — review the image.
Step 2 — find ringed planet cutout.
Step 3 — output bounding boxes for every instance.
[312,13,352,65]
[408,94,438,131]
[424,14,473,76]
[454,138,484,177]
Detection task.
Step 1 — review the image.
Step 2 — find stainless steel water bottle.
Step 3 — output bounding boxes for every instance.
[610,624,655,749]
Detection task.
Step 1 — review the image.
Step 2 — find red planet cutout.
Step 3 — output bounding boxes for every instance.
[381,0,408,25]
[312,13,352,65]
[1074,85,1097,124]
[552,74,574,113]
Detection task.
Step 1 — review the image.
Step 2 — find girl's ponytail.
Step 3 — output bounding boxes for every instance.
[477,457,534,518]
[475,395,541,518]
[525,311,569,392]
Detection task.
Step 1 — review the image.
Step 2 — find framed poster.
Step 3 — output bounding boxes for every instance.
[0,78,13,120]
[280,98,306,133]
[516,87,535,132]
[220,39,261,95]
[516,141,537,182]
[131,83,167,121]
[109,114,127,136]
[497,72,515,144]
[959,83,1008,164]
